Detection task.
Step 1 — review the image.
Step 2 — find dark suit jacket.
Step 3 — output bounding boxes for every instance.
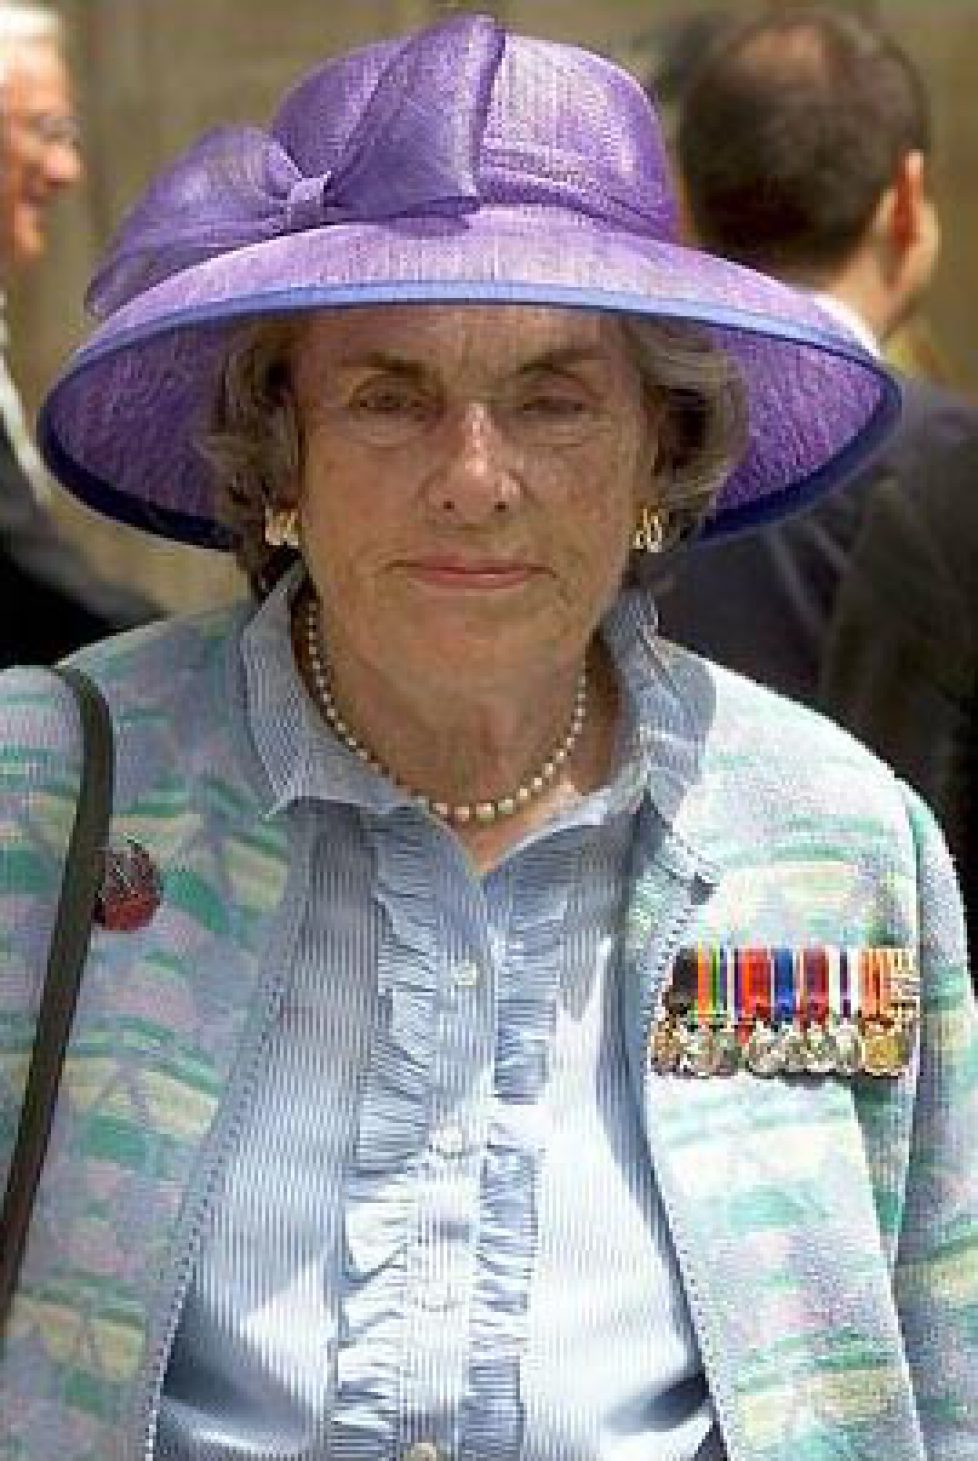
[0,419,157,667]
[821,438,977,959]
[655,376,978,960]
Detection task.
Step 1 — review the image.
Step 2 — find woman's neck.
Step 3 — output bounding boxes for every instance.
[291,591,621,871]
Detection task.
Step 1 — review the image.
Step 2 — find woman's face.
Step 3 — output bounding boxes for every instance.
[290,304,659,695]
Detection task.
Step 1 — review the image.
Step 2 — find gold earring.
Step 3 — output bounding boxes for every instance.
[633,505,667,553]
[264,505,300,549]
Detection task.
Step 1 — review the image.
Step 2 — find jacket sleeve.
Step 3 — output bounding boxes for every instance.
[895,785,978,1459]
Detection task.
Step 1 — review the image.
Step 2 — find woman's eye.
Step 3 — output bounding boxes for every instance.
[340,382,438,444]
[353,384,429,415]
[512,394,601,443]
[521,394,587,416]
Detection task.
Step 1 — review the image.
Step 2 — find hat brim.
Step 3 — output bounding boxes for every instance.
[39,209,899,549]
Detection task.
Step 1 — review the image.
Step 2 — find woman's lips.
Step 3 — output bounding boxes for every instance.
[398,560,542,589]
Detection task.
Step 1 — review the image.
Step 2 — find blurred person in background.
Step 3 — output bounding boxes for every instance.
[652,4,978,959]
[644,4,965,391]
[0,0,156,666]
[822,428,978,961]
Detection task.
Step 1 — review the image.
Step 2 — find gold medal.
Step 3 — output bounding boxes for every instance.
[861,1019,905,1077]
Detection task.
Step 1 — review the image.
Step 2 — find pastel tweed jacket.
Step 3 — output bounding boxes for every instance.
[1,601,976,1461]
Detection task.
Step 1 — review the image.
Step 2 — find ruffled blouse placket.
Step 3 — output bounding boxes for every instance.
[329,820,573,1460]
[329,815,495,1457]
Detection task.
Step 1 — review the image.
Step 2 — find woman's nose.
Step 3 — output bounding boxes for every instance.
[43,136,83,188]
[427,402,521,521]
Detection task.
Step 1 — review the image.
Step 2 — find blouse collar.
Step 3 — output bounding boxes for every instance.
[240,568,711,833]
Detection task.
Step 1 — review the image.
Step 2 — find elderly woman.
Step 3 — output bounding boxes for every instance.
[0,16,975,1461]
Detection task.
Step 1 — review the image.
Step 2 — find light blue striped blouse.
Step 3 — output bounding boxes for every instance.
[156,575,723,1461]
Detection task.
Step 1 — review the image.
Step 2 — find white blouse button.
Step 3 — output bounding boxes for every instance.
[404,1443,441,1461]
[452,960,480,989]
[432,1123,466,1158]
[420,1279,456,1311]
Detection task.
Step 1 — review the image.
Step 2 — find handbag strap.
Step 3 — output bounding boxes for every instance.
[0,665,114,1329]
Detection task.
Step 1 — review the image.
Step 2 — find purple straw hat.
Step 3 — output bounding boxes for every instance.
[39,13,898,549]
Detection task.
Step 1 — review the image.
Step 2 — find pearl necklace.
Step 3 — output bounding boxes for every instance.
[302,596,587,825]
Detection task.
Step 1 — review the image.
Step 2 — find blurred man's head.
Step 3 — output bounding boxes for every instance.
[676,7,938,341]
[0,3,82,281]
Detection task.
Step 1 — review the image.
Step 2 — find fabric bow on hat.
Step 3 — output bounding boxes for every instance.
[87,14,506,319]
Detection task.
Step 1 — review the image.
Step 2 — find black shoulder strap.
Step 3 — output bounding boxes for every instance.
[0,665,114,1330]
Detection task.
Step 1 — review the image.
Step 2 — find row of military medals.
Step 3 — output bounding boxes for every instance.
[650,946,919,1079]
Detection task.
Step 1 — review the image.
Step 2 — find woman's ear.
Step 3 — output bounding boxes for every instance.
[639,390,667,477]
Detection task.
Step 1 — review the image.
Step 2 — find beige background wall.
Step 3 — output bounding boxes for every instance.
[9,0,978,612]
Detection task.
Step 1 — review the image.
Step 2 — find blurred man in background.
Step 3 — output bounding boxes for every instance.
[0,0,155,666]
[652,5,977,958]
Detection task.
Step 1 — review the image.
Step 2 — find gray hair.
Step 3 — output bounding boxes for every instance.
[618,315,747,548]
[202,312,748,597]
[0,2,63,80]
